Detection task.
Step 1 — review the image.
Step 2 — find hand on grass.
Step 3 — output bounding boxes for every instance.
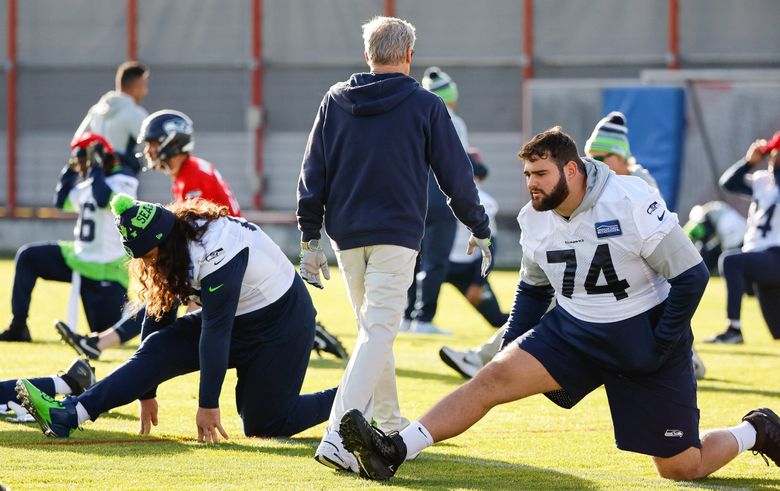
[139,398,158,435]
[196,407,230,444]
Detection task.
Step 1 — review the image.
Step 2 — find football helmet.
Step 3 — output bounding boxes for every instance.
[138,110,194,171]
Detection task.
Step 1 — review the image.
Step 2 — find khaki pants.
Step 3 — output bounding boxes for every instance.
[328,244,417,433]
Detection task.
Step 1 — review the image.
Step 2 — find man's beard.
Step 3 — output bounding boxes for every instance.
[531,171,569,211]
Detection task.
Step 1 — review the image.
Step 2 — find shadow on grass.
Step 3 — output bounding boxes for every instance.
[226,437,601,489]
[695,348,780,359]
[689,477,780,490]
[697,384,780,399]
[396,367,467,386]
[0,428,194,456]
[307,358,348,370]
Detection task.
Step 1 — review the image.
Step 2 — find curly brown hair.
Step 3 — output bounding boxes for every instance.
[519,126,585,174]
[131,198,229,320]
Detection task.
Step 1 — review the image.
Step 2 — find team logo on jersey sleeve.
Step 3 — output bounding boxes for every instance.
[595,220,622,238]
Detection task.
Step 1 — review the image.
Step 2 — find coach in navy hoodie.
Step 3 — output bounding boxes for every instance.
[298,16,492,474]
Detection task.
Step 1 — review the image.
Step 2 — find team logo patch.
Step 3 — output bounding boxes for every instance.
[646,201,659,215]
[205,248,225,263]
[595,220,622,238]
[664,429,683,438]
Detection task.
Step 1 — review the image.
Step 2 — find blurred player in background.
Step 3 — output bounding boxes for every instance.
[585,111,657,189]
[339,128,779,482]
[18,195,338,441]
[56,110,346,360]
[401,66,469,335]
[74,61,149,175]
[684,201,746,273]
[438,151,508,377]
[0,133,140,343]
[707,132,780,343]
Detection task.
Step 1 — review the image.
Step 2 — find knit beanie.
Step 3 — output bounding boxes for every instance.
[111,193,176,258]
[422,66,458,105]
[584,111,631,160]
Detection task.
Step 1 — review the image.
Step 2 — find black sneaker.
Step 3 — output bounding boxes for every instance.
[0,323,31,342]
[55,321,101,360]
[339,409,406,481]
[313,321,348,360]
[59,358,96,396]
[704,327,744,344]
[743,408,780,466]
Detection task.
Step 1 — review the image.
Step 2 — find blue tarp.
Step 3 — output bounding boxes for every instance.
[602,87,686,210]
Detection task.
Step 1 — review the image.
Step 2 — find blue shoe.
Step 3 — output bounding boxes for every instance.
[15,379,79,437]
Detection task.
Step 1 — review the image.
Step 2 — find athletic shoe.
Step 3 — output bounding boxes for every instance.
[59,358,96,395]
[55,320,102,360]
[410,321,451,335]
[314,429,359,473]
[340,409,406,481]
[313,321,348,360]
[398,318,412,332]
[439,346,483,378]
[691,349,706,380]
[704,327,744,344]
[15,379,79,437]
[0,323,31,342]
[743,407,780,466]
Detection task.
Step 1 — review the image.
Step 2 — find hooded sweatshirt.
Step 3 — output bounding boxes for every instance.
[503,158,708,373]
[74,91,148,174]
[297,72,490,251]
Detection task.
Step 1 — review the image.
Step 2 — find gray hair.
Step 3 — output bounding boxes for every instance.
[361,16,416,66]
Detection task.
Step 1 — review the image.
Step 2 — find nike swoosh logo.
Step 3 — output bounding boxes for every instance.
[657,211,666,221]
[208,284,224,293]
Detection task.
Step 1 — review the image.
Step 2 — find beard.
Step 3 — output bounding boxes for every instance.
[530,171,569,211]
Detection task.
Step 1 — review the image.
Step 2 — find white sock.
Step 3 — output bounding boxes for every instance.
[727,421,757,453]
[75,401,91,425]
[51,376,72,395]
[399,421,434,460]
[728,320,741,330]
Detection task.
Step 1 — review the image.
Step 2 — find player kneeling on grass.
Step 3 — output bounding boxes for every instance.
[17,194,337,442]
[339,127,780,481]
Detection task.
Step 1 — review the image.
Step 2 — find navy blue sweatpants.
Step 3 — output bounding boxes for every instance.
[11,242,127,333]
[0,377,56,406]
[77,276,337,437]
[721,247,780,337]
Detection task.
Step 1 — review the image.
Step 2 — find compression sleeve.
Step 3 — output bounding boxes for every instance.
[719,159,753,197]
[197,247,248,408]
[501,280,555,348]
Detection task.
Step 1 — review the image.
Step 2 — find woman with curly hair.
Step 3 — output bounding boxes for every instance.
[17,194,337,442]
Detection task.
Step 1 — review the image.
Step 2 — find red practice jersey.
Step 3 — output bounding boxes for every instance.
[173,156,242,217]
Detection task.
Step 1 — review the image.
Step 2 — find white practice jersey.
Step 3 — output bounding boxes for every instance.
[743,170,780,252]
[450,187,498,263]
[67,172,138,263]
[519,176,676,323]
[188,216,296,315]
[713,205,747,250]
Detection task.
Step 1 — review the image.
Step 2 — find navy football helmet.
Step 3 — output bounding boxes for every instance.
[138,110,194,171]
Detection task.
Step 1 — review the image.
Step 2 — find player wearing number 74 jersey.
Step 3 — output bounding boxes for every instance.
[338,127,780,482]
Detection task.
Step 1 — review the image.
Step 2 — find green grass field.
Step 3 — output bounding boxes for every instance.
[0,258,779,490]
